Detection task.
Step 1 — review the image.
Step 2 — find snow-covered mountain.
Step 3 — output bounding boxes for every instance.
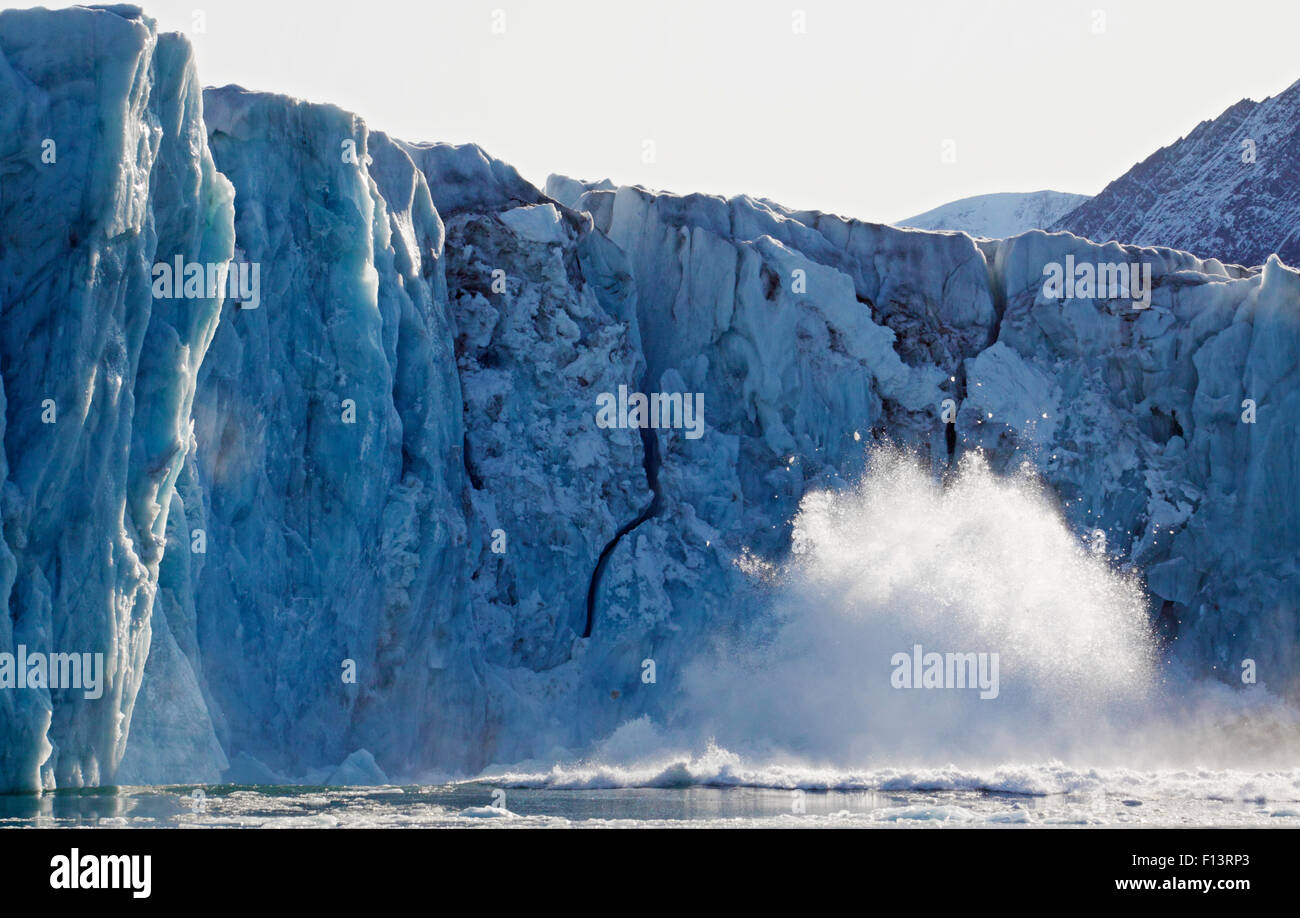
[1,6,1298,792]
[897,191,1090,238]
[1053,79,1300,267]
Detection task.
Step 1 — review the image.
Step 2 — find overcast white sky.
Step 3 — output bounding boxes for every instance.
[16,0,1300,221]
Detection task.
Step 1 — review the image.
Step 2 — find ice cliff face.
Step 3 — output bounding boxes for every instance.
[125,86,480,783]
[2,6,1298,792]
[898,190,1090,238]
[1054,78,1300,268]
[551,176,1299,691]
[974,239,1298,678]
[387,141,656,763]
[0,5,232,792]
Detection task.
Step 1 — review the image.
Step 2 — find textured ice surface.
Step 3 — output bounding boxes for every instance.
[549,175,1300,733]
[169,86,475,779]
[1,6,1299,793]
[0,5,233,792]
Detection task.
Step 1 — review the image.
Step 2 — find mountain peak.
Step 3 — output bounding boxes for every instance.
[897,190,1091,239]
[1052,77,1300,267]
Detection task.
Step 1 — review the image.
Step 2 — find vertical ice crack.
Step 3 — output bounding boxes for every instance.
[582,425,664,639]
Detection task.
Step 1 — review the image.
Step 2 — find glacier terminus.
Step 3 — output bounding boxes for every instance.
[0,4,1297,832]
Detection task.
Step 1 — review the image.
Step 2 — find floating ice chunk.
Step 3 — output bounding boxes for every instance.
[458,805,518,819]
[326,750,389,787]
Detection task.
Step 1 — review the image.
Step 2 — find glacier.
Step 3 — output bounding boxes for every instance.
[0,4,233,792]
[0,5,1298,793]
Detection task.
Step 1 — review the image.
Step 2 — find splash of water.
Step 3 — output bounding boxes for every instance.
[494,447,1300,797]
[675,447,1158,766]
